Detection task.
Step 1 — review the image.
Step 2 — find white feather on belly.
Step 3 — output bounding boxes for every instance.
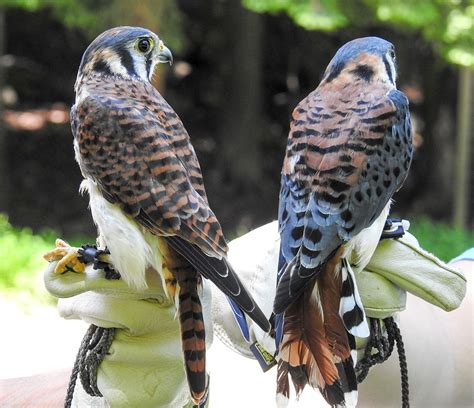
[80,179,163,290]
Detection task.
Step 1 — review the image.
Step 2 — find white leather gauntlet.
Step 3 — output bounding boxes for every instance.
[45,262,212,408]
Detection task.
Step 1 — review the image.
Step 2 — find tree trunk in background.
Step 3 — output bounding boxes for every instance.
[218,0,263,187]
[0,8,7,213]
[410,51,454,220]
[453,67,472,229]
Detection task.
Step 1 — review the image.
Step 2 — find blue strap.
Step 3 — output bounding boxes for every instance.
[381,217,405,240]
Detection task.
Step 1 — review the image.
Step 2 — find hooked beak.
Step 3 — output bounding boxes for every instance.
[157,43,173,65]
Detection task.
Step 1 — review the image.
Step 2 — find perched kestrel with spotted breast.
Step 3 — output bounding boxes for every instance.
[69,26,270,404]
[274,37,413,407]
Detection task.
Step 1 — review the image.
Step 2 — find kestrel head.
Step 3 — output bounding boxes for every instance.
[76,26,172,88]
[322,37,397,86]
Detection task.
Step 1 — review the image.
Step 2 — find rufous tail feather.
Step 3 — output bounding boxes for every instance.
[277,252,357,407]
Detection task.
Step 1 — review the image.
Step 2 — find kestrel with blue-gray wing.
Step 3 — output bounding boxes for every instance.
[274,37,413,407]
[69,26,270,404]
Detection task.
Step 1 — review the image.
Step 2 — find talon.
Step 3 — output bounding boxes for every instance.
[43,238,71,261]
[55,239,70,247]
[43,248,67,262]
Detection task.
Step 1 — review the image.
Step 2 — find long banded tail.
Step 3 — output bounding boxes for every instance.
[176,267,207,404]
[276,256,358,407]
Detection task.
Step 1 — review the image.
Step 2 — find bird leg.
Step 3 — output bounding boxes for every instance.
[157,238,179,300]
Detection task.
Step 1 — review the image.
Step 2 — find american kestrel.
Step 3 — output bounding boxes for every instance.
[69,26,270,404]
[274,37,413,406]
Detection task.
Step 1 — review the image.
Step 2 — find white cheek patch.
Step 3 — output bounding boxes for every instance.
[107,54,129,77]
[387,55,397,85]
[134,56,148,81]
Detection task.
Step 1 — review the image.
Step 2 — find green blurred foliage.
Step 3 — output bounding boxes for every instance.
[243,0,474,67]
[1,213,471,305]
[0,213,55,304]
[0,214,92,305]
[243,0,348,30]
[0,0,99,30]
[0,0,184,51]
[409,217,474,262]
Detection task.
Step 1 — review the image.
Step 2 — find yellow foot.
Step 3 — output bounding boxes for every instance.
[43,239,86,274]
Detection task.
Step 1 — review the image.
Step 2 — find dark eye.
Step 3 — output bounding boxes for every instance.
[390,48,396,60]
[137,38,151,54]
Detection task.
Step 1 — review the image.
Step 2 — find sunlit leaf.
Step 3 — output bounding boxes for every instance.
[243,0,474,67]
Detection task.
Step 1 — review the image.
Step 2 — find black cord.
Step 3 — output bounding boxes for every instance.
[355,318,394,383]
[64,325,95,408]
[64,325,115,407]
[385,317,410,408]
[355,317,409,407]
